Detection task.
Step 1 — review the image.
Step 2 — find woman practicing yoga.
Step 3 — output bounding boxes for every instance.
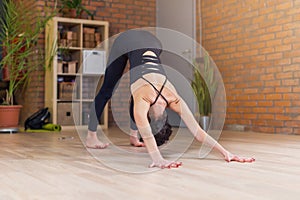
[86,30,255,168]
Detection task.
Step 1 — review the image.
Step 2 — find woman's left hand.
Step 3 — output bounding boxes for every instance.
[149,159,182,169]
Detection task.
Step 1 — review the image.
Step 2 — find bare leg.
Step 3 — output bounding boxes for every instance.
[86,130,109,149]
[129,129,145,147]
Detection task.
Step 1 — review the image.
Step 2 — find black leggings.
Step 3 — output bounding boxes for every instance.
[88,30,162,132]
[88,53,128,132]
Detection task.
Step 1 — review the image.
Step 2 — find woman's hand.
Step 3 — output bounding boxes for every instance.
[224,151,255,163]
[149,159,182,169]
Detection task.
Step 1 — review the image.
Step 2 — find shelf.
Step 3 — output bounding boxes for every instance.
[45,17,109,129]
[57,73,80,76]
[82,73,105,77]
[81,99,94,102]
[57,99,81,102]
[58,47,81,50]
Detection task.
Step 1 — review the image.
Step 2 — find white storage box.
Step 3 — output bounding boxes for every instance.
[83,50,106,74]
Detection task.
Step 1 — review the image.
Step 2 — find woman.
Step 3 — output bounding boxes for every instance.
[86,30,255,168]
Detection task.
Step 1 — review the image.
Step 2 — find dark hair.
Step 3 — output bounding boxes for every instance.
[152,119,173,146]
[149,108,173,146]
[140,115,173,146]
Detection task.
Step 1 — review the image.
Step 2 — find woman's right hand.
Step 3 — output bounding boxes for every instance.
[149,159,182,169]
[224,151,255,163]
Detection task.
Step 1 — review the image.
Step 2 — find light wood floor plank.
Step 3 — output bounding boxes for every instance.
[0,128,299,200]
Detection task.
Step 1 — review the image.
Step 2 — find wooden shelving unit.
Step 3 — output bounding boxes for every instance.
[45,17,109,129]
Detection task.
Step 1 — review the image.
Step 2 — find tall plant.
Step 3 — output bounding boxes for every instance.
[191,51,217,116]
[0,0,55,105]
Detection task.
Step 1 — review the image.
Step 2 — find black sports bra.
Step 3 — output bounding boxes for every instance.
[129,76,169,124]
[141,76,169,106]
[130,52,166,84]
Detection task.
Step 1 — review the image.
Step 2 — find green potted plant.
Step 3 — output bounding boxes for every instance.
[0,0,55,131]
[191,50,217,131]
[60,0,94,19]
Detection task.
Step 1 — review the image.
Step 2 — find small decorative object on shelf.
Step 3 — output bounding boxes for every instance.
[58,61,78,74]
[58,28,79,48]
[58,82,77,100]
[83,27,102,48]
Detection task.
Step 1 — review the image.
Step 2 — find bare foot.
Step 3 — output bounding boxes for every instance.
[86,131,109,149]
[225,152,255,163]
[130,136,145,147]
[129,129,145,147]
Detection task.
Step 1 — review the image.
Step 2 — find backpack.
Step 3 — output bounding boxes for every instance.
[24,107,50,130]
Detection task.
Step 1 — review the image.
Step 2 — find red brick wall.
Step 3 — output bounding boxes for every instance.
[18,0,156,126]
[201,0,300,134]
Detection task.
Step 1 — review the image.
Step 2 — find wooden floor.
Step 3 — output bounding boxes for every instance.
[0,127,299,200]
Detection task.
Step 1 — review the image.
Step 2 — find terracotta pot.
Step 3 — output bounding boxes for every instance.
[0,105,22,128]
[69,8,77,18]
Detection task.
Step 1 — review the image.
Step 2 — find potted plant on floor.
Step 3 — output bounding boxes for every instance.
[60,0,94,19]
[0,0,55,131]
[191,50,217,132]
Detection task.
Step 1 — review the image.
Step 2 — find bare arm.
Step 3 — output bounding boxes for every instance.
[169,97,255,163]
[133,95,182,168]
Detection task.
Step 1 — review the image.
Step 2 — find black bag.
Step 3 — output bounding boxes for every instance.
[24,107,50,130]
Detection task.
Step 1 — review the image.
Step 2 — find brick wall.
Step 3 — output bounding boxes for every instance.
[18,0,156,126]
[13,0,46,124]
[201,0,300,134]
